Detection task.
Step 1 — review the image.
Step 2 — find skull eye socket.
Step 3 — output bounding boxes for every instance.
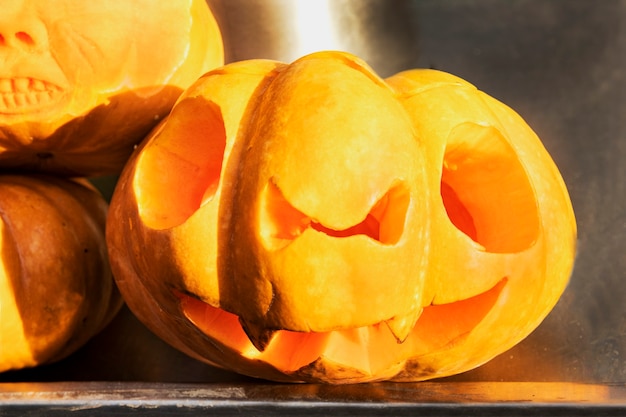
[260,180,410,250]
[440,122,540,253]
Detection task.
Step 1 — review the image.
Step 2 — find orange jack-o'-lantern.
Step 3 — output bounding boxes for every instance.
[0,174,121,372]
[106,51,576,383]
[0,0,223,176]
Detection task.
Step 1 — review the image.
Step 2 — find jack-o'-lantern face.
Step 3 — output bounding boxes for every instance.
[106,51,576,383]
[0,0,223,175]
[222,54,430,347]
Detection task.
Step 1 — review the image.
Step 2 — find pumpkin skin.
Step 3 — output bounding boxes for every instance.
[0,174,121,372]
[106,51,576,383]
[0,0,223,176]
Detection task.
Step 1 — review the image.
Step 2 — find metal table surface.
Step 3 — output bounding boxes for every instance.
[1,0,625,415]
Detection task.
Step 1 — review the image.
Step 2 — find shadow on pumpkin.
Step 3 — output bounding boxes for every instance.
[0,84,184,177]
[0,175,125,374]
[1,196,71,366]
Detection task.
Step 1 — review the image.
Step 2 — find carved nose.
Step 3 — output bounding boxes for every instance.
[0,3,48,51]
[0,31,34,49]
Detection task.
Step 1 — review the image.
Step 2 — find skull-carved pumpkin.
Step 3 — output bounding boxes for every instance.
[106,51,576,383]
[0,0,223,176]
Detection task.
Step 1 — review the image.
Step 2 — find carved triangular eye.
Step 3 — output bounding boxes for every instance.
[441,122,540,253]
[259,179,410,250]
[135,97,226,230]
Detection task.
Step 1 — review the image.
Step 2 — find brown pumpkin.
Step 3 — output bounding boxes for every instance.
[0,0,223,176]
[0,174,121,372]
[106,51,576,383]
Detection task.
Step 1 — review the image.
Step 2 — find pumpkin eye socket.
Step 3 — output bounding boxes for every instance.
[440,122,540,253]
[260,180,410,250]
[134,97,227,230]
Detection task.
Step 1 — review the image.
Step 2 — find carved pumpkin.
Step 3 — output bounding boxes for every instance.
[106,51,576,383]
[0,0,223,176]
[0,174,121,372]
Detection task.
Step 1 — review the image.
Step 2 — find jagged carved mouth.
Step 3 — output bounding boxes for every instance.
[260,179,410,249]
[0,78,66,114]
[176,277,506,375]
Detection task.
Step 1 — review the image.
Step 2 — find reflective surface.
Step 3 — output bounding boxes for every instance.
[2,381,626,415]
[1,0,626,414]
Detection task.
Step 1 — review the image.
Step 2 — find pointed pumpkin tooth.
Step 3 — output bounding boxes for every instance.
[384,309,422,344]
[239,319,276,352]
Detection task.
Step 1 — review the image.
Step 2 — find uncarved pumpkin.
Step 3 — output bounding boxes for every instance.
[0,0,223,176]
[0,174,121,372]
[106,51,576,383]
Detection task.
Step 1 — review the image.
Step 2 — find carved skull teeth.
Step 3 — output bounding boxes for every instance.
[0,79,12,93]
[32,79,47,91]
[0,78,64,112]
[14,78,30,92]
